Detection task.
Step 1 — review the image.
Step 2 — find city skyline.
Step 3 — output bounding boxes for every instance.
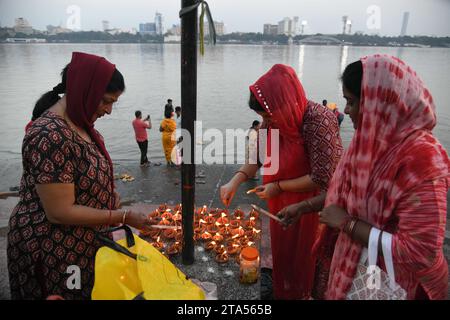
[0,0,449,36]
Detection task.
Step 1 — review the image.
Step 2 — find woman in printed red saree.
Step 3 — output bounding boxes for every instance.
[220,64,343,299]
[279,54,449,299]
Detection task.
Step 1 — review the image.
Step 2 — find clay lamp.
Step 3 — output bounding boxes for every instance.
[214,244,226,255]
[152,236,164,251]
[167,242,181,256]
[249,209,260,219]
[193,233,202,242]
[201,231,212,241]
[243,217,256,230]
[216,212,229,226]
[231,226,245,238]
[229,219,241,229]
[161,210,173,221]
[212,232,223,242]
[204,215,215,225]
[158,217,171,226]
[206,224,219,234]
[226,242,241,255]
[205,240,217,251]
[194,224,206,235]
[233,208,245,219]
[163,228,177,239]
[215,251,229,263]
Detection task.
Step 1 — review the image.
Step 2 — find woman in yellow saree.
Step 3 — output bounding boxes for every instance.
[160,109,177,166]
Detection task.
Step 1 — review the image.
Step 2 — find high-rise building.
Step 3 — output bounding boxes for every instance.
[139,23,156,35]
[155,12,163,35]
[204,21,226,36]
[400,12,409,36]
[102,20,109,32]
[14,17,33,35]
[277,17,299,36]
[263,24,278,35]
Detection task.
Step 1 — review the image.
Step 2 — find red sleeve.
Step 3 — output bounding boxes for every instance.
[391,178,448,299]
[303,103,343,191]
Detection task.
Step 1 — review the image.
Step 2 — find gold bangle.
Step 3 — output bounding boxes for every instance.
[122,210,129,225]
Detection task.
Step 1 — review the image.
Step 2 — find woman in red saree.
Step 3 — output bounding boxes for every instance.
[220,64,343,299]
[279,54,449,299]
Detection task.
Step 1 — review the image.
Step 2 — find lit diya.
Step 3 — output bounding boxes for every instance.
[215,251,229,263]
[233,208,245,219]
[158,218,171,226]
[212,233,224,242]
[205,240,217,251]
[231,226,245,237]
[226,242,241,255]
[249,209,260,219]
[214,244,226,254]
[163,228,177,239]
[208,208,220,217]
[201,231,212,241]
[206,224,219,234]
[161,210,173,220]
[193,233,202,242]
[167,242,181,255]
[229,219,241,228]
[243,217,256,230]
[194,225,206,234]
[216,213,229,226]
[204,215,215,225]
[152,236,164,251]
[172,211,182,222]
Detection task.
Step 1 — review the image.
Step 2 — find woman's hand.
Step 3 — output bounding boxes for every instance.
[113,190,121,209]
[277,201,310,227]
[220,181,239,207]
[254,183,281,200]
[125,210,156,231]
[319,204,348,229]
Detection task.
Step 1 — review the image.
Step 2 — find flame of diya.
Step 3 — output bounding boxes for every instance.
[216,213,229,226]
[215,251,229,263]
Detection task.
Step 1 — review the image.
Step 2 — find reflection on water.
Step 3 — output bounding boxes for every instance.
[0,44,449,166]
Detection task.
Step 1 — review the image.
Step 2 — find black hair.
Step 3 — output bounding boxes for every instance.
[341,60,363,99]
[248,92,265,113]
[135,110,142,118]
[322,99,327,106]
[32,64,125,121]
[164,109,173,119]
[251,120,260,128]
[175,106,181,112]
[167,99,172,103]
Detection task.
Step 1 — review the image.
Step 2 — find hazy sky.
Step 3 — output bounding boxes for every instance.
[1,0,449,36]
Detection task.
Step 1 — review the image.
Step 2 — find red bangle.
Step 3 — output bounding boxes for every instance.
[276,180,284,192]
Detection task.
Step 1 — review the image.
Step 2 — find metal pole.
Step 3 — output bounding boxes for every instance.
[180,0,197,265]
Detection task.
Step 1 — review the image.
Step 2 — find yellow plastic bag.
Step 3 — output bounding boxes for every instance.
[92,226,205,300]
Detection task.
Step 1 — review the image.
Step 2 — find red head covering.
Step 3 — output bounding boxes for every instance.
[321,54,449,299]
[250,64,319,299]
[66,52,117,190]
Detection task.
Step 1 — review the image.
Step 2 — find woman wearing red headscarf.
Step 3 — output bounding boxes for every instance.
[220,64,343,299]
[7,52,154,300]
[279,54,449,299]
